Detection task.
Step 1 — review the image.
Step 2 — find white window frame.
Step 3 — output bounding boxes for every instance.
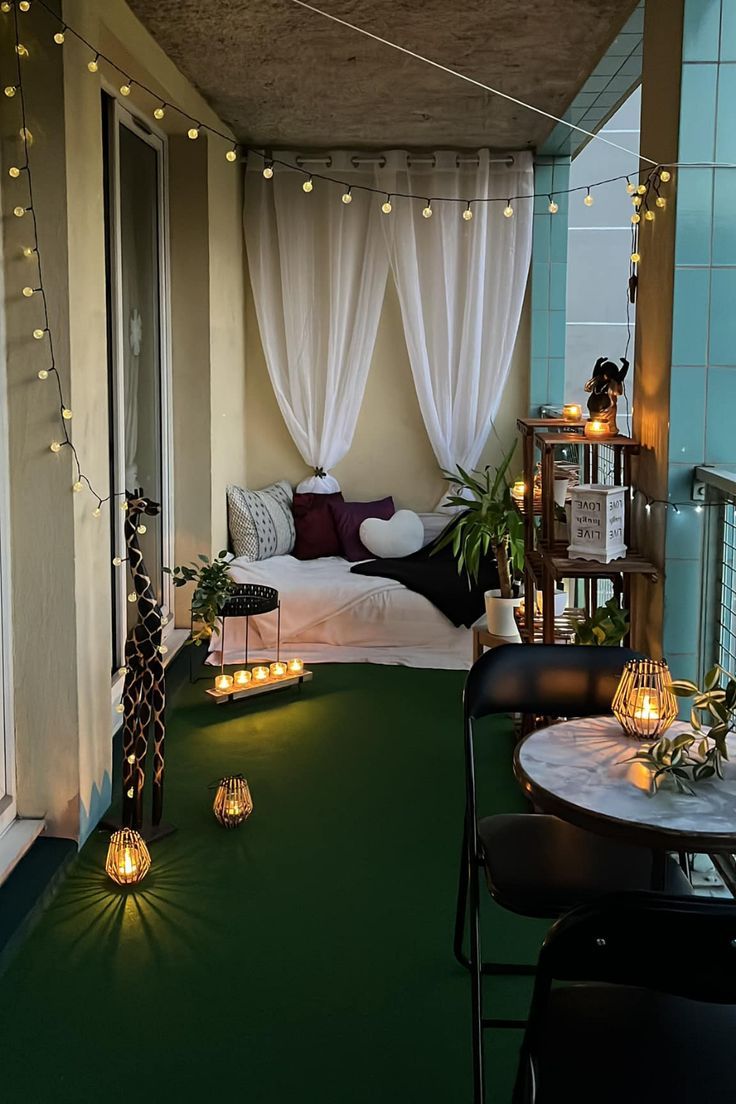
[0,224,15,838]
[105,94,174,673]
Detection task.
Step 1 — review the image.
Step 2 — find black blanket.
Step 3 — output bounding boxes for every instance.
[350,532,499,628]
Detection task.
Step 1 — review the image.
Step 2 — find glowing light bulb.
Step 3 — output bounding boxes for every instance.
[120,82,132,97]
[49,441,61,453]
[462,206,473,221]
[72,481,83,493]
[645,502,651,514]
[19,0,30,10]
[631,213,640,224]
[22,246,34,257]
[631,252,641,263]
[127,753,135,763]
[127,591,137,603]
[660,169,671,182]
[120,501,128,511]
[583,191,594,206]
[644,209,655,222]
[19,127,32,144]
[503,204,514,218]
[656,196,667,209]
[302,177,313,192]
[0,3,11,12]
[92,507,101,518]
[381,199,393,214]
[8,165,21,178]
[33,328,44,339]
[696,504,703,513]
[153,105,165,120]
[158,644,168,655]
[262,163,274,179]
[13,206,25,219]
[226,147,237,162]
[112,556,122,566]
[137,524,146,534]
[15,43,28,56]
[4,86,16,98]
[37,369,48,380]
[632,196,642,208]
[62,407,72,420]
[22,286,34,297]
[187,126,199,140]
[548,198,559,214]
[341,190,352,204]
[87,56,99,73]
[120,667,128,676]
[115,703,124,714]
[53,30,65,44]
[626,181,636,195]
[637,184,647,195]
[422,205,433,219]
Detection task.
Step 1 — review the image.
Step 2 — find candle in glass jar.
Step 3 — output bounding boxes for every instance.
[252,665,269,682]
[233,669,252,688]
[584,418,609,439]
[633,689,660,722]
[270,661,288,680]
[287,658,304,674]
[215,673,234,693]
[562,403,582,422]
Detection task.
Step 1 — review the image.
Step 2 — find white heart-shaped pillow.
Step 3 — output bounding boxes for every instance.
[359,510,425,559]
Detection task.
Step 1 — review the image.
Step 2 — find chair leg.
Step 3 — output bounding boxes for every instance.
[454,819,470,969]
[469,860,486,1104]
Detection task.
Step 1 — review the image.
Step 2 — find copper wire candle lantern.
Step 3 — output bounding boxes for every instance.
[612,658,678,740]
[105,828,151,886]
[213,775,254,828]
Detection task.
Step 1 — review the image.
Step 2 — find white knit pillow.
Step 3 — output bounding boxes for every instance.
[227,480,295,561]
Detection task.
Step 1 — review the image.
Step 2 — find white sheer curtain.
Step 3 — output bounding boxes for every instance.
[244,153,389,493]
[376,150,533,479]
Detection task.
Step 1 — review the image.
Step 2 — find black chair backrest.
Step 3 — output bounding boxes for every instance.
[535,891,736,1004]
[464,643,643,722]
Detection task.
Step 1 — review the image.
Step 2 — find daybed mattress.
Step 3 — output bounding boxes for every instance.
[206,554,471,670]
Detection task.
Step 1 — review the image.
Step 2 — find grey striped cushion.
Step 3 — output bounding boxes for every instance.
[227,480,295,561]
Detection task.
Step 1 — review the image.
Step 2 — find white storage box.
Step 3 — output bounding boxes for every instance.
[567,484,627,563]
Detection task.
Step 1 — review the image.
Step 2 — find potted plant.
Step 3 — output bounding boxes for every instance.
[163,551,235,645]
[573,598,630,646]
[436,444,525,639]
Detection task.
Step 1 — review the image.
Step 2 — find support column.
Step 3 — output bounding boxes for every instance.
[530,156,570,413]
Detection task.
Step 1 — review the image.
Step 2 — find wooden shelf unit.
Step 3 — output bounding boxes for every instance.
[516,418,659,643]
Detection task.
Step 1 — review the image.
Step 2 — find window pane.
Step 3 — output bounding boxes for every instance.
[118,124,163,626]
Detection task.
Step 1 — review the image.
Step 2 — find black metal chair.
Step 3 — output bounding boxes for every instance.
[513,891,736,1103]
[457,644,693,1104]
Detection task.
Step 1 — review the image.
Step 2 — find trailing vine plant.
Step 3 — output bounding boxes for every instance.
[163,552,235,645]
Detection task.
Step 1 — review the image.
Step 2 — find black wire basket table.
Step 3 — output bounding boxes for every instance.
[204,583,312,704]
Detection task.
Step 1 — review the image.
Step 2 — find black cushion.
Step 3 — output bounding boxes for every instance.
[518,983,736,1103]
[478,814,692,917]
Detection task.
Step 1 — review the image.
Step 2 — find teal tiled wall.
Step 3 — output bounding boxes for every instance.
[530,157,570,412]
[664,0,736,676]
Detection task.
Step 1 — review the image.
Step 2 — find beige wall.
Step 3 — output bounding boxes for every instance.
[245,274,530,510]
[1,0,247,840]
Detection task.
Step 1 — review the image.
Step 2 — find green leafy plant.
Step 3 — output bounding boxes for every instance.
[627,665,734,794]
[163,551,235,645]
[573,598,630,646]
[435,444,524,597]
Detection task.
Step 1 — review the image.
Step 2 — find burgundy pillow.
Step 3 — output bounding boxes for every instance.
[328,497,396,562]
[292,492,344,559]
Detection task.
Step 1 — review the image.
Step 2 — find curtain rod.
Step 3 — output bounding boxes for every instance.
[291,154,515,168]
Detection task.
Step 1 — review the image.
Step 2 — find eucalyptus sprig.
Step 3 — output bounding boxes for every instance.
[627,665,735,794]
[163,551,235,645]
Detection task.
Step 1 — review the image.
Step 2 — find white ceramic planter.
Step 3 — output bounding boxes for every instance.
[485,590,522,641]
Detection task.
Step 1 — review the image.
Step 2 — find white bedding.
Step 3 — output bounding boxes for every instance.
[206,554,471,670]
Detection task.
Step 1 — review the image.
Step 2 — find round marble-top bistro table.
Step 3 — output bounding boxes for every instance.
[514,716,736,857]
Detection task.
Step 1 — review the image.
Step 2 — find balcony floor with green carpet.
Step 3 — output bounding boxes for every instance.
[0,662,546,1103]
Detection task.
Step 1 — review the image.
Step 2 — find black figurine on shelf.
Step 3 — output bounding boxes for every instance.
[584,356,629,436]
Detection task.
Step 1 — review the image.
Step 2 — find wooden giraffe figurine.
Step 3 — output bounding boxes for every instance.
[121,489,166,830]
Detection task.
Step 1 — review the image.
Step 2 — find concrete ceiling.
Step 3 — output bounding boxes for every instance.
[128,0,640,150]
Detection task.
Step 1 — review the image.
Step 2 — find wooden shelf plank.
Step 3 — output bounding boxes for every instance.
[540,549,659,580]
[534,431,640,449]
